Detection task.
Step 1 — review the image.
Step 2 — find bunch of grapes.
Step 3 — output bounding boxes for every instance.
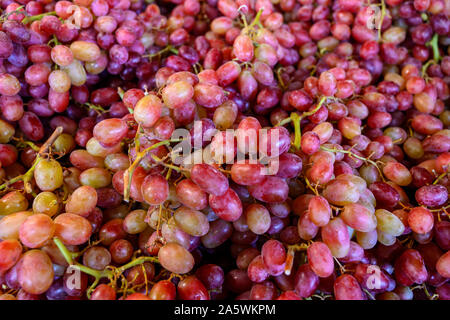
[0,0,448,301]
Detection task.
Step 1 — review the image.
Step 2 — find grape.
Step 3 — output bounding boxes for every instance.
[298,211,319,240]
[334,274,364,300]
[123,210,147,235]
[394,249,428,286]
[341,203,377,232]
[175,179,208,210]
[0,239,22,273]
[230,161,266,186]
[99,219,126,246]
[415,185,448,208]
[110,239,133,264]
[190,164,229,196]
[368,182,400,208]
[201,219,233,249]
[294,264,319,298]
[323,179,360,206]
[141,174,169,205]
[375,209,405,237]
[79,168,112,189]
[407,207,434,235]
[237,248,260,270]
[209,188,243,222]
[195,264,224,289]
[158,243,195,274]
[91,284,116,300]
[248,176,289,203]
[162,80,194,109]
[127,262,155,286]
[308,196,331,227]
[261,240,286,276]
[149,280,177,300]
[233,34,254,62]
[54,213,92,245]
[0,211,33,240]
[19,214,55,248]
[18,250,54,295]
[277,291,302,300]
[0,144,18,168]
[247,255,269,283]
[321,217,350,258]
[307,242,334,278]
[0,192,29,216]
[174,206,210,236]
[65,186,97,217]
[177,276,210,300]
[382,162,412,186]
[250,284,278,300]
[194,83,226,108]
[245,204,271,235]
[70,41,101,62]
[0,0,445,302]
[82,246,111,271]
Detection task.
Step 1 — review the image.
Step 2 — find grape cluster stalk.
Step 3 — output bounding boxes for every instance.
[0,0,448,301]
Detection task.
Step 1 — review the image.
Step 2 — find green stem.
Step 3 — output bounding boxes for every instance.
[117,87,125,100]
[21,11,56,24]
[53,237,74,265]
[169,47,179,55]
[320,145,380,169]
[150,154,185,172]
[303,96,327,118]
[248,8,263,30]
[53,237,160,299]
[421,13,428,22]
[0,157,41,192]
[276,117,292,127]
[433,170,449,185]
[115,256,159,274]
[1,5,24,21]
[124,139,182,202]
[23,157,41,193]
[421,60,436,79]
[0,175,23,191]
[85,103,107,115]
[427,34,441,62]
[1,127,63,193]
[143,45,177,59]
[291,112,301,150]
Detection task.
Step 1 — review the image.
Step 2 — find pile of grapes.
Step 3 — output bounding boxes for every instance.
[0,0,448,301]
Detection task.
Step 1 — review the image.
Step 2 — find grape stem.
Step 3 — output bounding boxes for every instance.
[277,96,328,150]
[320,145,379,170]
[426,34,441,62]
[0,5,24,21]
[284,243,310,275]
[433,170,449,185]
[421,60,436,80]
[53,237,159,299]
[123,138,183,202]
[143,45,178,59]
[0,127,63,193]
[151,154,188,173]
[85,103,107,115]
[11,137,41,152]
[21,11,56,24]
